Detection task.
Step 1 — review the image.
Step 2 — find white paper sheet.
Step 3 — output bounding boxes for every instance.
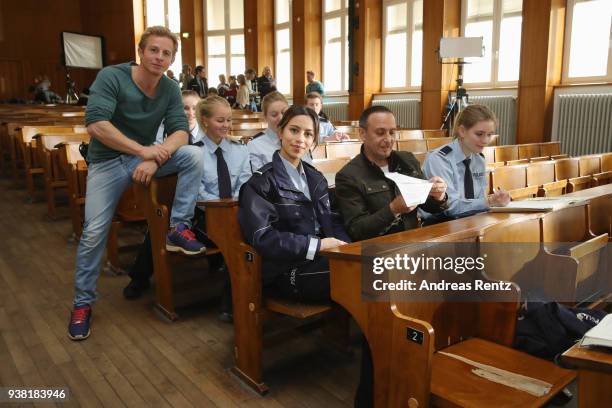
[384,172,433,207]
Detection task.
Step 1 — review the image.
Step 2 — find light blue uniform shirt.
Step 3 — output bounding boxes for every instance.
[279,154,320,260]
[155,122,200,145]
[422,138,489,217]
[318,118,336,142]
[196,130,252,201]
[247,127,312,172]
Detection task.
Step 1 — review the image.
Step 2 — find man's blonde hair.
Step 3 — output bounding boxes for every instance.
[138,26,179,56]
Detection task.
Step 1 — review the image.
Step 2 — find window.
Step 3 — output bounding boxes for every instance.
[145,0,183,76]
[323,0,349,93]
[461,0,523,86]
[563,0,612,83]
[382,0,423,90]
[204,0,246,86]
[275,0,292,95]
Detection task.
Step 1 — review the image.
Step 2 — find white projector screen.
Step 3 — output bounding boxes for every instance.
[62,32,104,69]
[439,37,484,59]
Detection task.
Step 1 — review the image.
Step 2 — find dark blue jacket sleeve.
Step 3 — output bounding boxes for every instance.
[238,178,312,260]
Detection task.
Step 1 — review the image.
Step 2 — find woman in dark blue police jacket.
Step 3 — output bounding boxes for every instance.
[238,105,350,301]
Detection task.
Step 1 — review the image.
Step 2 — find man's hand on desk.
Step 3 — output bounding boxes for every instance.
[320,237,348,250]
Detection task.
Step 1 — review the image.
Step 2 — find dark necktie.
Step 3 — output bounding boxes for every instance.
[215,147,232,199]
[463,158,474,199]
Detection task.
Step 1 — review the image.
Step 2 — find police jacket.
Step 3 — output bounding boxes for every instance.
[335,147,448,242]
[238,151,350,282]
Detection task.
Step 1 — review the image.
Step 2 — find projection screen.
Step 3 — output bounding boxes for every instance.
[62,32,104,69]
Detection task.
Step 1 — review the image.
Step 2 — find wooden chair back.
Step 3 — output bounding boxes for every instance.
[232,121,268,130]
[601,152,612,172]
[413,152,427,166]
[482,146,495,164]
[588,195,611,237]
[313,157,350,173]
[426,137,452,150]
[334,126,359,137]
[554,158,579,180]
[494,145,519,163]
[397,139,427,153]
[491,165,527,191]
[21,126,74,143]
[541,204,590,245]
[527,161,555,187]
[529,156,550,163]
[539,141,561,157]
[578,155,601,176]
[325,141,362,159]
[311,144,327,159]
[518,143,540,159]
[422,129,447,138]
[397,129,423,140]
[506,158,529,166]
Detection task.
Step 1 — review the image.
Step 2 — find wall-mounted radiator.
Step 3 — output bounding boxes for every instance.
[554,93,612,156]
[323,102,349,122]
[371,99,421,129]
[469,95,516,145]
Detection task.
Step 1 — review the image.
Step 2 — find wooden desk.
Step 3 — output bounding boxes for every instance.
[562,343,612,408]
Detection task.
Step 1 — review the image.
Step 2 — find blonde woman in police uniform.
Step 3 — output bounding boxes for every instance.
[422,104,510,219]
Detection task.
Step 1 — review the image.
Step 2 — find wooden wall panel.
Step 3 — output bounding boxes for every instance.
[291,0,322,105]
[244,0,274,74]
[180,0,204,69]
[421,0,461,129]
[348,0,382,119]
[516,0,565,143]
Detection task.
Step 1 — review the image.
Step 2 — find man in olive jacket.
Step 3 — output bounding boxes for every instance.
[335,105,448,242]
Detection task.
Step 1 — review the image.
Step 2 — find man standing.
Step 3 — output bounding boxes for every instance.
[188,65,208,97]
[68,26,206,341]
[305,70,325,96]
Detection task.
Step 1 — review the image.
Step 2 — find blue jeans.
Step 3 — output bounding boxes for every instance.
[73,146,203,306]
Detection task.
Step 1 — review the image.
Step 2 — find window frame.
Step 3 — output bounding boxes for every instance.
[460,0,523,88]
[203,0,246,80]
[322,0,350,95]
[274,0,293,96]
[561,0,612,84]
[381,0,423,91]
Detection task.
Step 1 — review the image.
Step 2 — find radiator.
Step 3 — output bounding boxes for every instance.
[371,99,421,128]
[469,95,516,145]
[554,93,612,156]
[323,102,349,122]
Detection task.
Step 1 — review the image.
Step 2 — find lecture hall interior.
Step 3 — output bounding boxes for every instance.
[0,0,611,407]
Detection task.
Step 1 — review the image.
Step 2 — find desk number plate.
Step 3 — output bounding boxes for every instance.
[407,328,423,344]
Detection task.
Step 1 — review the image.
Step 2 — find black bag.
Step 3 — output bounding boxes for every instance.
[78,142,89,164]
[514,301,606,360]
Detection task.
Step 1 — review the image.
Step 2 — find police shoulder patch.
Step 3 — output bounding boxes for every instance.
[438,145,453,156]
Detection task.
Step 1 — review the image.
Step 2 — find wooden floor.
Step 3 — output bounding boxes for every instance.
[0,176,359,408]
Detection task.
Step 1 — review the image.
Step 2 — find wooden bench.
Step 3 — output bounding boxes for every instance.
[203,199,339,394]
[540,204,609,304]
[494,145,519,163]
[539,141,561,157]
[321,211,576,407]
[518,143,541,159]
[578,155,601,176]
[311,144,327,159]
[325,141,362,159]
[397,129,423,140]
[601,152,612,172]
[36,133,90,219]
[422,129,447,138]
[312,157,350,173]
[526,160,567,197]
[397,139,427,153]
[491,164,538,200]
[425,137,452,150]
[136,175,221,319]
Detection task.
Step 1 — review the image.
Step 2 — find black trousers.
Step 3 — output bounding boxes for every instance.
[354,336,374,408]
[268,256,331,302]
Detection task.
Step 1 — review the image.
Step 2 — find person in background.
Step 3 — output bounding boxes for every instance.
[245,68,259,111]
[179,64,193,90]
[188,65,208,98]
[225,75,238,106]
[305,70,325,96]
[257,66,276,100]
[422,104,510,222]
[236,74,250,110]
[217,74,230,98]
[305,92,350,143]
[247,91,289,171]
[207,88,219,97]
[238,105,350,302]
[166,69,179,84]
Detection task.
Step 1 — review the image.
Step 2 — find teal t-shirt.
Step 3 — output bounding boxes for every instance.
[85,62,189,162]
